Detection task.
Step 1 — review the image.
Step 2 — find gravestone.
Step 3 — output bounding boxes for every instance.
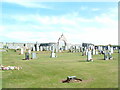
[50,45,56,58]
[95,49,98,55]
[40,46,43,51]
[108,45,111,51]
[36,44,39,51]
[33,46,35,51]
[85,49,88,55]
[108,52,113,60]
[104,51,108,60]
[110,47,113,54]
[87,50,93,61]
[92,49,95,55]
[28,49,31,54]
[82,47,85,56]
[32,53,36,59]
[49,46,52,51]
[25,52,29,60]
[21,48,24,54]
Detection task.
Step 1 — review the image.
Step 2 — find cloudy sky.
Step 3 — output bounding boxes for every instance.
[0,0,118,45]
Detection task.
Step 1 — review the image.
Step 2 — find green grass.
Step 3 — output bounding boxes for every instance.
[1,50,118,88]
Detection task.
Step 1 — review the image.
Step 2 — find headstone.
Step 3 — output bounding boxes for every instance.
[110,47,113,54]
[36,44,39,51]
[87,50,93,61]
[33,46,35,51]
[50,45,56,58]
[49,46,52,51]
[104,51,108,60]
[40,46,43,51]
[25,52,29,60]
[32,53,36,59]
[46,46,49,51]
[108,45,111,51]
[82,47,85,56]
[51,52,56,58]
[85,49,88,55]
[21,48,24,54]
[95,49,98,55]
[92,49,95,55]
[28,49,31,54]
[108,51,113,60]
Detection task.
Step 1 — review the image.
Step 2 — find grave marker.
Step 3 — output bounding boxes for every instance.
[87,50,93,61]
[32,53,37,59]
[21,48,24,54]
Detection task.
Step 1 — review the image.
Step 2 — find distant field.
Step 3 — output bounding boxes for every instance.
[1,49,118,88]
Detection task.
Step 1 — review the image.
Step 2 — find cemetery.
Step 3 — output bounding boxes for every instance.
[0,34,119,88]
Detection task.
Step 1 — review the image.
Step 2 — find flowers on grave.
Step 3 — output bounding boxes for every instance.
[0,64,22,70]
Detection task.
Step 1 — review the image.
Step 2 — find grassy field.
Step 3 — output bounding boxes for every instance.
[1,49,118,88]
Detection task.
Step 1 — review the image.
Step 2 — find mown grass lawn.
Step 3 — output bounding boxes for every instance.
[1,49,118,88]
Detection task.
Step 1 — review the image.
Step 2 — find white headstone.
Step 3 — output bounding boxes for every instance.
[51,45,57,58]
[85,49,88,55]
[33,46,35,51]
[110,47,113,53]
[87,50,93,61]
[32,53,36,59]
[92,49,95,55]
[95,49,98,55]
[28,49,31,54]
[104,51,108,60]
[21,48,24,54]
[51,52,56,58]
[40,46,43,51]
[36,45,39,51]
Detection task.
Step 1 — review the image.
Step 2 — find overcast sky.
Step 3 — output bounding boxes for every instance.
[0,0,118,45]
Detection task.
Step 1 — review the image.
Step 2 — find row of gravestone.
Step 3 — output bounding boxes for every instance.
[69,45,116,61]
[17,45,120,60]
[23,48,114,61]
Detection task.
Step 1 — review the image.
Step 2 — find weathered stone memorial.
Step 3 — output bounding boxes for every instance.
[36,44,39,51]
[110,47,113,54]
[95,49,98,55]
[28,49,31,54]
[50,45,56,58]
[25,52,29,60]
[33,46,35,51]
[108,51,113,60]
[21,48,24,54]
[87,50,93,62]
[92,49,95,55]
[85,49,88,55]
[32,53,37,59]
[104,51,108,60]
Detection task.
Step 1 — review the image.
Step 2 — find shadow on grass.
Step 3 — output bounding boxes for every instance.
[78,60,87,62]
[98,58,105,60]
